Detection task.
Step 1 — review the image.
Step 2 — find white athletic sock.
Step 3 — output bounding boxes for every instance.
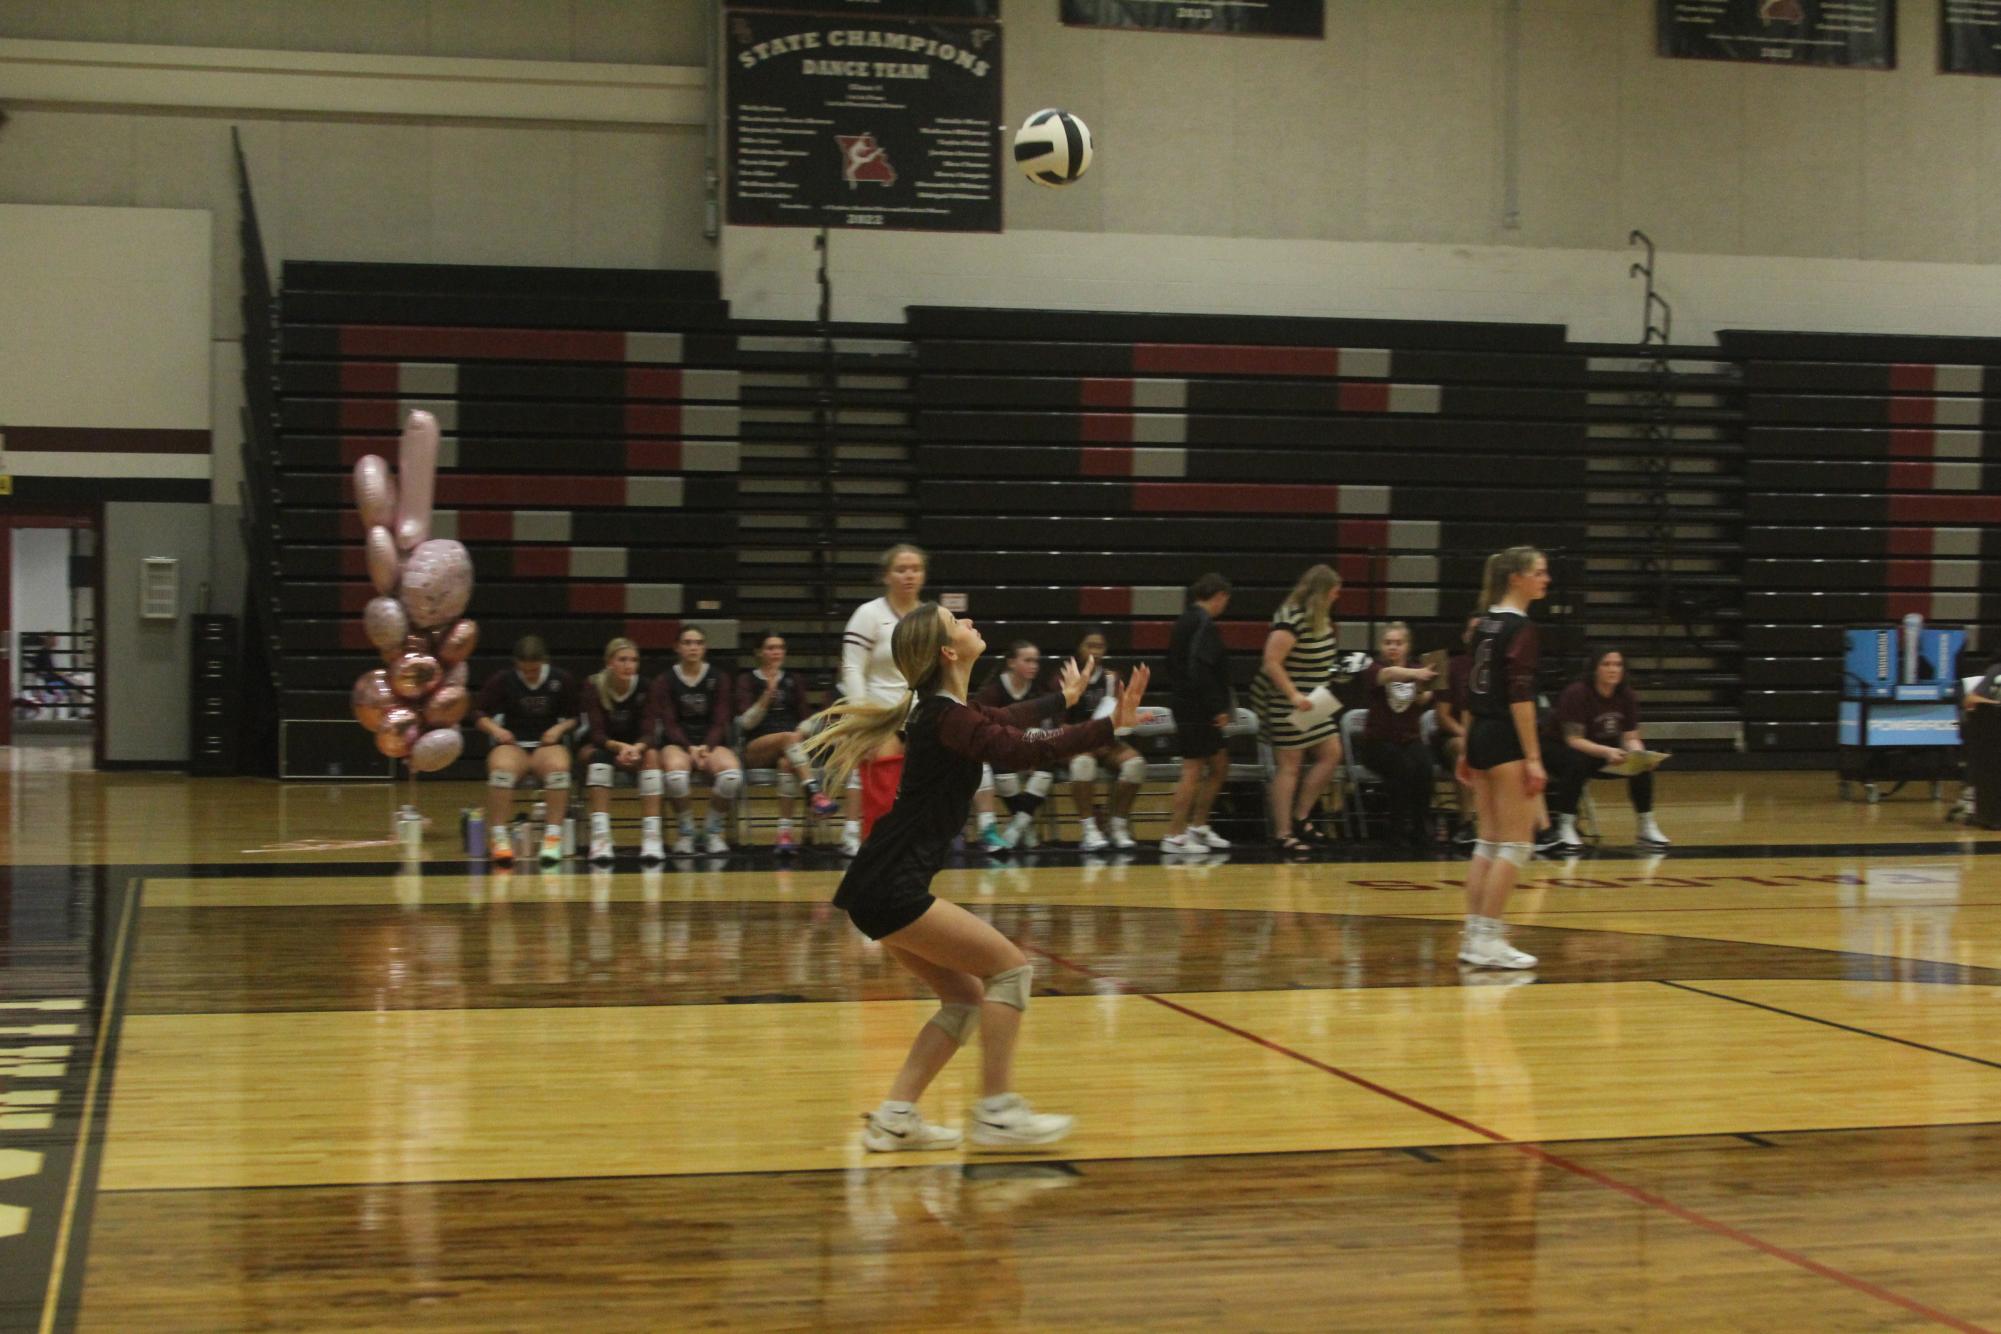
[1007,812,1033,834]
[844,819,861,839]
[879,1099,914,1116]
[641,815,661,837]
[977,810,996,832]
[590,811,611,835]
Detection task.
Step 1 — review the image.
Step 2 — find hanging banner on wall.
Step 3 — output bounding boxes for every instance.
[727,10,1002,232]
[1657,0,1895,68]
[725,0,998,14]
[1062,0,1322,37]
[1942,0,2001,73]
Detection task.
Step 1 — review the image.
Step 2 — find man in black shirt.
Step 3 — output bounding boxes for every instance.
[1161,573,1234,854]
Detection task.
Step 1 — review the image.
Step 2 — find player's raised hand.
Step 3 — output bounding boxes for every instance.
[1113,664,1150,729]
[1059,655,1094,707]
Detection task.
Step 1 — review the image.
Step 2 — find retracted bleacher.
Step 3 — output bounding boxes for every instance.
[1731,329,2001,755]
[271,262,742,776]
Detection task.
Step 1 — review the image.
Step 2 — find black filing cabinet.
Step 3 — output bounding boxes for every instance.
[191,614,240,776]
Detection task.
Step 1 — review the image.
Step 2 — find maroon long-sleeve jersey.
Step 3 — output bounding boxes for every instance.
[652,663,729,749]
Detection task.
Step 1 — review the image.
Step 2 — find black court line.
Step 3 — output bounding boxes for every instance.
[1660,980,2001,1073]
[1031,943,1995,1334]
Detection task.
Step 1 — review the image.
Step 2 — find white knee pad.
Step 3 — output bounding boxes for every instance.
[978,763,995,794]
[1025,770,1053,798]
[1118,756,1147,785]
[1495,841,1533,869]
[1067,754,1099,783]
[714,768,743,800]
[783,741,813,770]
[1473,839,1499,862]
[984,964,1032,1011]
[927,1002,980,1045]
[638,769,665,797]
[776,771,800,798]
[540,770,571,791]
[663,769,691,799]
[586,763,614,789]
[487,770,519,789]
[994,771,1022,799]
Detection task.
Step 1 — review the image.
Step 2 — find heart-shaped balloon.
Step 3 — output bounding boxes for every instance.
[353,454,397,530]
[423,684,470,727]
[388,652,441,700]
[408,726,464,773]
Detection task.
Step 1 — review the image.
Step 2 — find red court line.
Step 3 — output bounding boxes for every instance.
[1029,944,1993,1334]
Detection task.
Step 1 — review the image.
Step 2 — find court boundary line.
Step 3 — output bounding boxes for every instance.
[39,877,139,1334]
[1659,980,2001,1072]
[1030,944,1995,1334]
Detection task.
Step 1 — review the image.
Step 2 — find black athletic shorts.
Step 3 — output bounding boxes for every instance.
[1466,716,1527,771]
[1174,709,1226,759]
[834,870,936,941]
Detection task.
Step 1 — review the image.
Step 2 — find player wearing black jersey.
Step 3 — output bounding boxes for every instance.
[1041,629,1145,851]
[1456,547,1551,971]
[578,637,668,864]
[654,625,742,855]
[974,640,1060,851]
[471,635,579,866]
[804,603,1149,1152]
[735,630,838,855]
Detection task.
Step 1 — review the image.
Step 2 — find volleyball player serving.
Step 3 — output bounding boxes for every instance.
[806,604,1148,1152]
[1456,547,1550,970]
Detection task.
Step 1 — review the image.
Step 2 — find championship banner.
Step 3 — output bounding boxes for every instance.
[725,0,998,15]
[1658,0,1894,68]
[727,11,1002,232]
[1062,0,1322,37]
[1942,0,2001,74]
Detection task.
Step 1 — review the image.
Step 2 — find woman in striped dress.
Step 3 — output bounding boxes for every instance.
[1250,564,1345,853]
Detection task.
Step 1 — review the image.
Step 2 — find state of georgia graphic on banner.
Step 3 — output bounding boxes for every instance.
[1062,0,1322,37]
[1658,0,1894,68]
[726,10,1002,232]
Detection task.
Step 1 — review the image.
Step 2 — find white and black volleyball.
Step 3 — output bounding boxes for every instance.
[1013,108,1093,187]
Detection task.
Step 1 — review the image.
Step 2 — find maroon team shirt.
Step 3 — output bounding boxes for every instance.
[1556,681,1639,747]
[1360,662,1426,747]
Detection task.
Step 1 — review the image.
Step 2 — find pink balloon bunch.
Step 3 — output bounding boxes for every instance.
[347,410,477,774]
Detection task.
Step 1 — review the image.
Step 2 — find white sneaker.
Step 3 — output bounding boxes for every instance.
[1160,832,1195,854]
[539,829,564,865]
[968,1093,1074,1151]
[1467,934,1538,970]
[1458,931,1488,966]
[489,825,514,865]
[588,831,615,865]
[672,833,695,856]
[702,832,729,855]
[1108,818,1136,850]
[640,832,665,864]
[1020,823,1040,850]
[1190,824,1232,850]
[1079,821,1110,852]
[1636,814,1671,847]
[861,1106,962,1153]
[841,831,862,857]
[1552,814,1582,852]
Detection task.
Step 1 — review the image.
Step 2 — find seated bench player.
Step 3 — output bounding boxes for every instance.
[471,635,580,866]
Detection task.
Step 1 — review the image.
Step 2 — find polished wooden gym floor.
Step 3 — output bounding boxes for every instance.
[7,740,2001,1331]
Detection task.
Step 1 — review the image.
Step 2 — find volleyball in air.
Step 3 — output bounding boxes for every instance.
[1013,108,1093,187]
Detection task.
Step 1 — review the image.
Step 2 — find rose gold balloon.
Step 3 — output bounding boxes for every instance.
[363,597,409,653]
[365,525,401,596]
[394,411,440,552]
[423,684,470,727]
[436,618,478,665]
[376,708,420,758]
[388,652,441,700]
[443,661,469,690]
[354,455,397,530]
[408,727,464,773]
[350,668,396,730]
[398,539,473,628]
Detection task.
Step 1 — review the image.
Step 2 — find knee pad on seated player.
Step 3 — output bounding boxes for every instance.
[540,769,571,790]
[776,771,800,798]
[487,769,519,789]
[713,768,743,800]
[1026,770,1053,798]
[1067,754,1098,783]
[1118,755,1147,785]
[983,964,1032,1011]
[586,763,614,789]
[663,769,690,799]
[993,770,1021,799]
[927,1002,980,1044]
[783,741,813,771]
[978,764,995,794]
[637,769,664,797]
[1495,841,1533,868]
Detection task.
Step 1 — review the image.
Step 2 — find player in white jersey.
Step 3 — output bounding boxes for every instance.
[838,543,927,854]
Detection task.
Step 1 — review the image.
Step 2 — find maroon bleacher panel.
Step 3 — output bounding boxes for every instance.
[297,617,698,655]
[915,444,1567,487]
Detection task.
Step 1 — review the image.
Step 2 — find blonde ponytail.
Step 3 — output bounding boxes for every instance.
[1481,546,1543,609]
[589,636,640,713]
[803,601,950,790]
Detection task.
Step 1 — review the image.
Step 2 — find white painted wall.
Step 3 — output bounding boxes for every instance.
[101,502,212,765]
